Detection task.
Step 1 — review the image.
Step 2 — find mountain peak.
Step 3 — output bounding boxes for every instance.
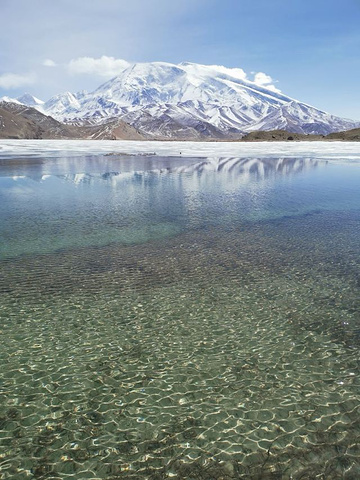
[17,93,44,106]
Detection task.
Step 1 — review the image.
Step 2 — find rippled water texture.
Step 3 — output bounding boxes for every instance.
[0,153,360,479]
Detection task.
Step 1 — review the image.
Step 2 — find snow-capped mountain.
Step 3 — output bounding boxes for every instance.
[17,93,45,108]
[14,61,360,138]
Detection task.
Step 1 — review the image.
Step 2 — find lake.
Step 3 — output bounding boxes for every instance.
[0,141,359,479]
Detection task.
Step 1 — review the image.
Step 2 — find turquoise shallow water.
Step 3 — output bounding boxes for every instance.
[0,154,360,479]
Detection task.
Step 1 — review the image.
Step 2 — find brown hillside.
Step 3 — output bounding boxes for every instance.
[0,102,144,140]
[241,130,324,141]
[325,128,360,141]
[0,102,80,139]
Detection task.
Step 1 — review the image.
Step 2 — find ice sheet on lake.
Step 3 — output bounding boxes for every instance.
[0,139,360,162]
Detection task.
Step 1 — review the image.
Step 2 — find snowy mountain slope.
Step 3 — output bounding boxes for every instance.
[17,61,360,137]
[0,95,23,105]
[43,92,82,118]
[246,101,357,135]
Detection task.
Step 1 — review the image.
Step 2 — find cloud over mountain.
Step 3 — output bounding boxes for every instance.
[68,56,131,77]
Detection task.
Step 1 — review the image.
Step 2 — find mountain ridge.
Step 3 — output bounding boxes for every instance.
[1,100,358,141]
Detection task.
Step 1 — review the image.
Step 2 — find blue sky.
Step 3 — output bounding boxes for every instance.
[1,0,359,119]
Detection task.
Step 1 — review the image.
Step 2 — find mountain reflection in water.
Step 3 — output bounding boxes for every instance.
[55,156,322,185]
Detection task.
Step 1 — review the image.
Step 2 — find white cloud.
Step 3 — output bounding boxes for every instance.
[265,84,281,93]
[68,56,130,77]
[43,59,56,67]
[0,73,35,89]
[209,65,247,80]
[253,72,272,85]
[253,71,281,93]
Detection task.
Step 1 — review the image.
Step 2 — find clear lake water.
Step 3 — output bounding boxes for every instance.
[0,153,359,479]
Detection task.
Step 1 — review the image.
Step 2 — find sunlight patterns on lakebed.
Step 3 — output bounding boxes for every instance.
[0,153,360,479]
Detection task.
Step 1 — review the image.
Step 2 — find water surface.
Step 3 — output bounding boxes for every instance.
[0,153,359,479]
